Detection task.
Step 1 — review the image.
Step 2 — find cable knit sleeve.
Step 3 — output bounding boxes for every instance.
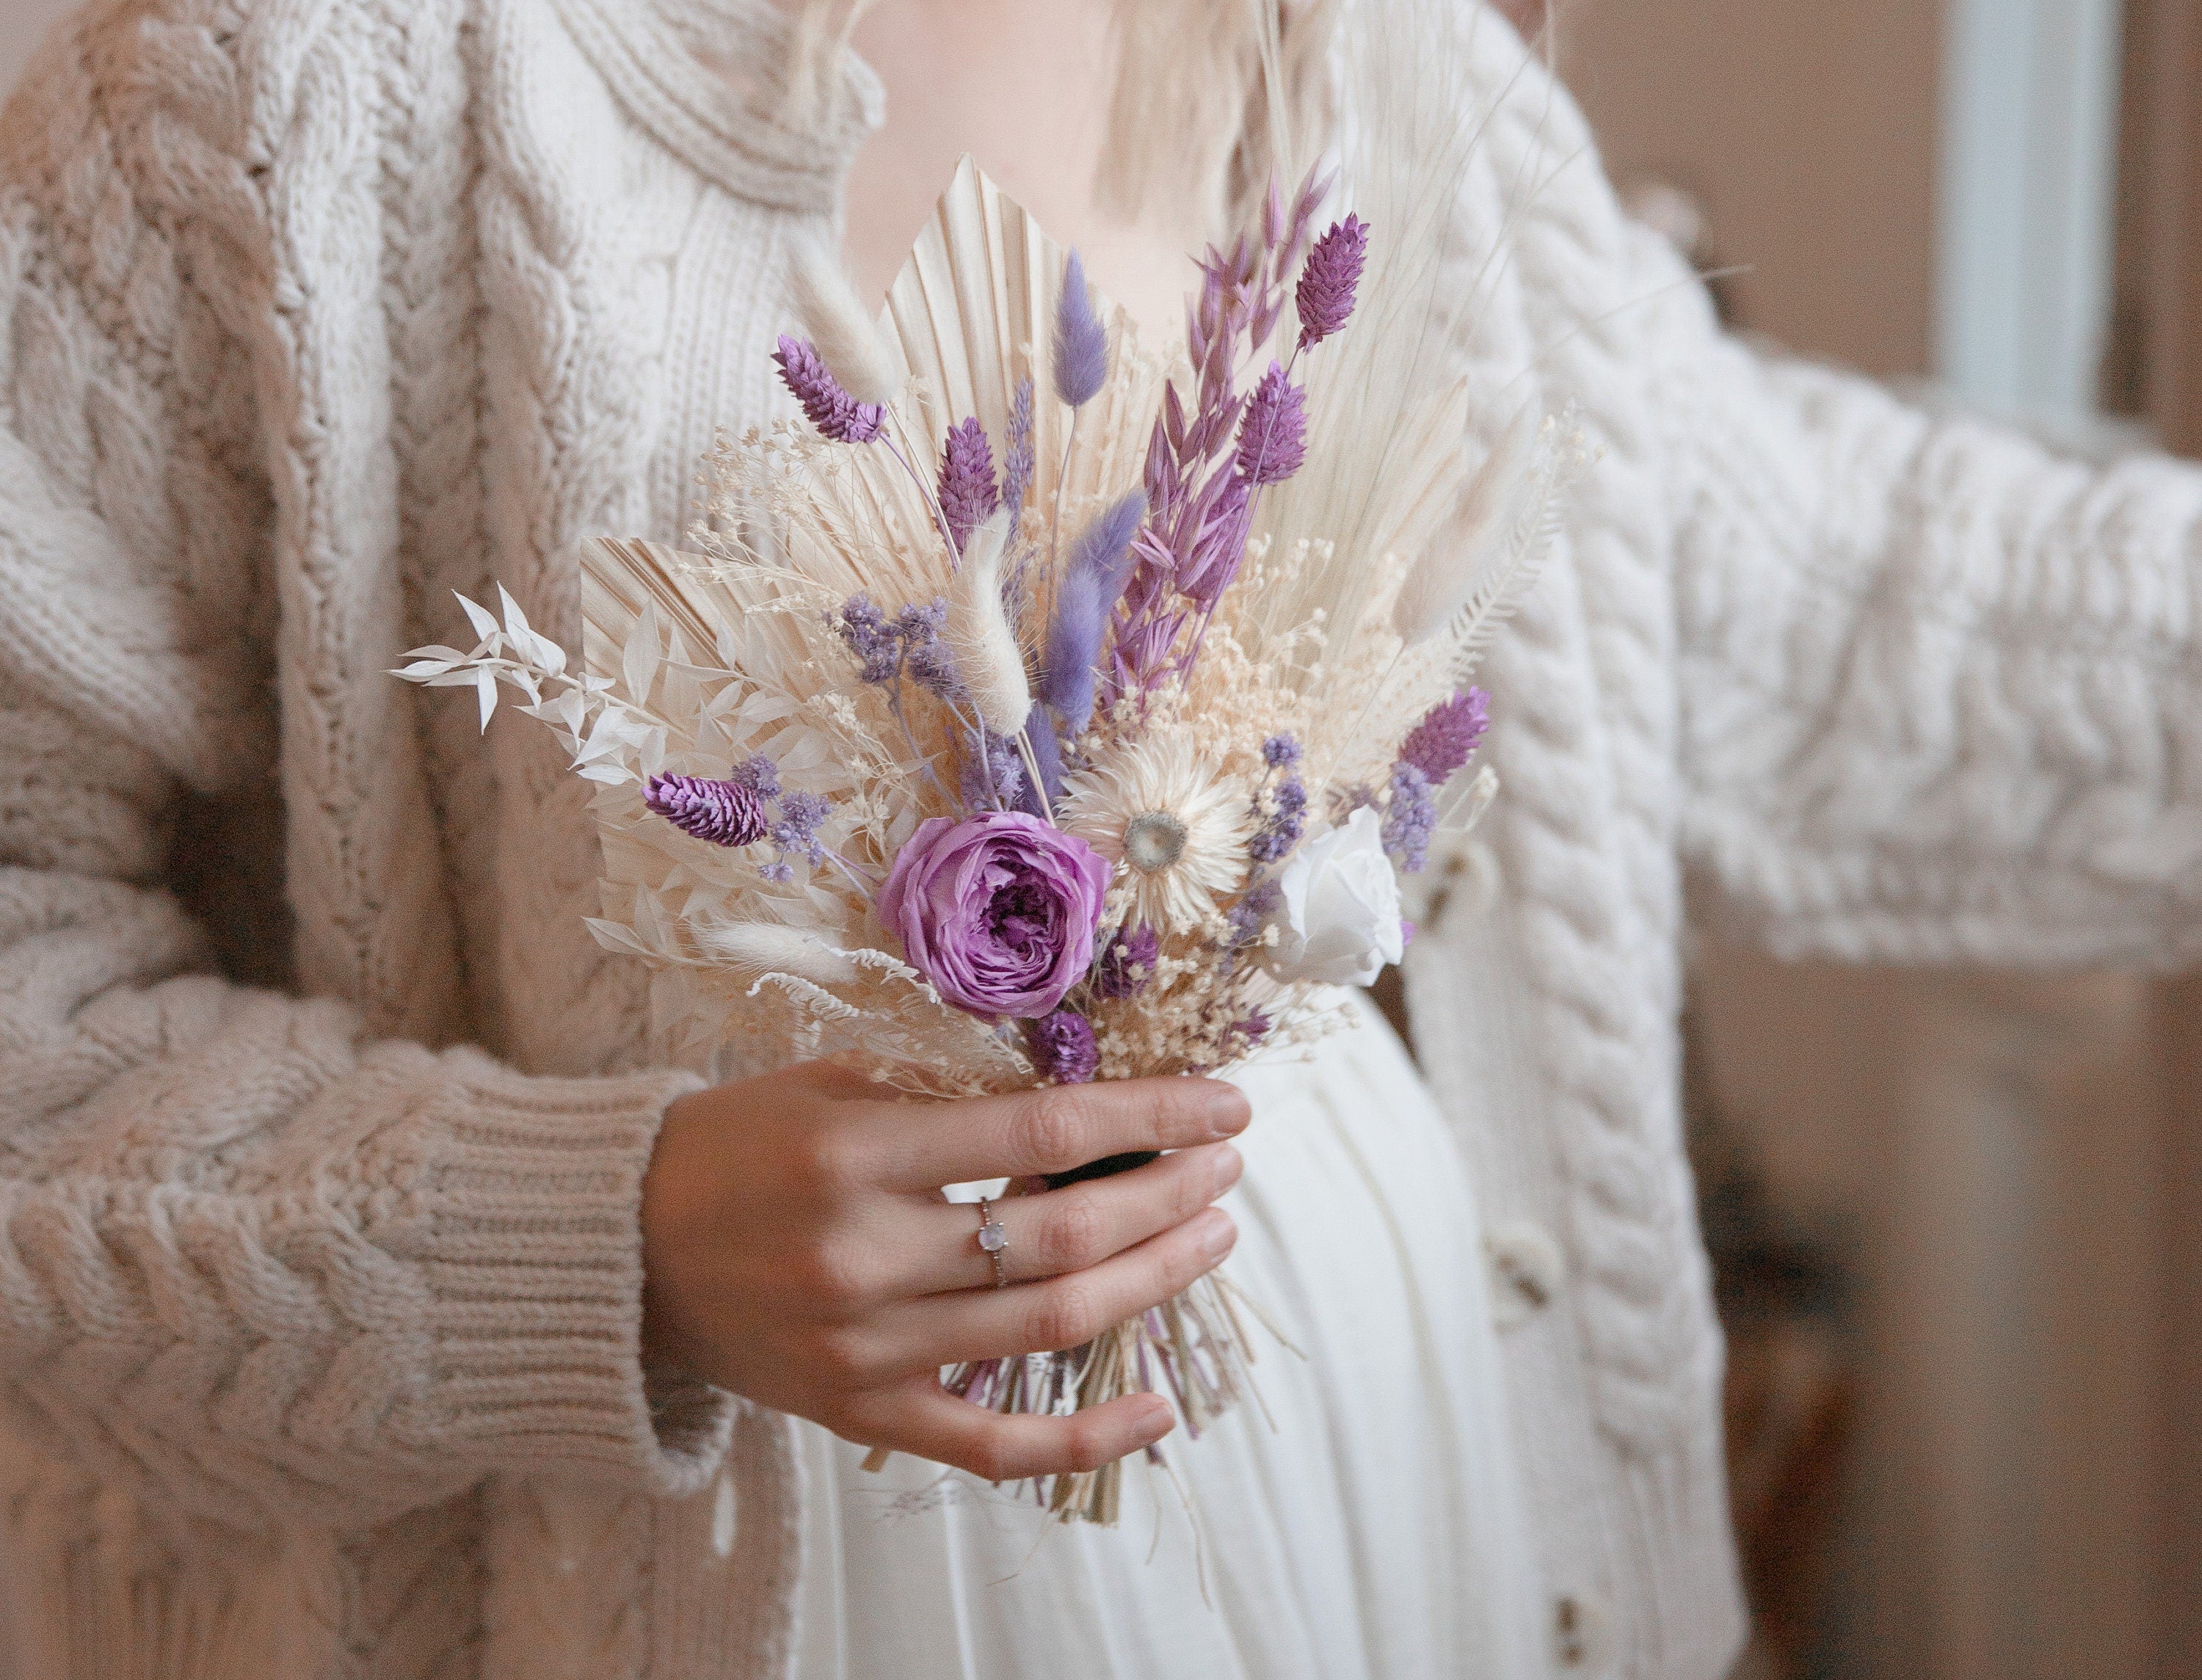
[1669,316,2202,967]
[0,36,727,1535]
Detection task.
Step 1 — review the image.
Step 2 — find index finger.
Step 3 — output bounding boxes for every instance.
[862,1077,1251,1190]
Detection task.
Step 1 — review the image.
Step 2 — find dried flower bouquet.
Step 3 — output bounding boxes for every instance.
[400,156,1576,1524]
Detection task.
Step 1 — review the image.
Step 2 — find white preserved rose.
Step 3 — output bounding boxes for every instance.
[1260,807,1406,986]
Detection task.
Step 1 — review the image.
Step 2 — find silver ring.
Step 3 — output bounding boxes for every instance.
[975,1196,1009,1288]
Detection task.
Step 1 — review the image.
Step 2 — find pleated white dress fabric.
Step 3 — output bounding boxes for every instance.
[789,997,1544,1680]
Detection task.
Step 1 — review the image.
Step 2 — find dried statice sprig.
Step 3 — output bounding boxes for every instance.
[1094,923,1160,999]
[1381,763,1436,872]
[1028,1009,1100,1083]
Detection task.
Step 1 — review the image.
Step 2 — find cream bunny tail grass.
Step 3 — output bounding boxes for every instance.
[945,512,1030,735]
[788,233,901,407]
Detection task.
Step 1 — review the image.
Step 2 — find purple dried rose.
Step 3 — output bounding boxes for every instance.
[877,812,1110,1019]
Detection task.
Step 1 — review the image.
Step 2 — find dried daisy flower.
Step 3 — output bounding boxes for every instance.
[1060,730,1253,933]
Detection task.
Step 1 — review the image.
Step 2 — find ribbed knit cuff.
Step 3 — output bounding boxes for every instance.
[410,1061,729,1497]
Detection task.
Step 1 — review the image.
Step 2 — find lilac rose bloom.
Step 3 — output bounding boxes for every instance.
[878,812,1111,1019]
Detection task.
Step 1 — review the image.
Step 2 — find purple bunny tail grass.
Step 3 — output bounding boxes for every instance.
[1042,492,1147,735]
[1003,377,1036,539]
[1052,251,1110,409]
[772,335,884,443]
[1234,362,1307,487]
[937,418,1000,553]
[644,774,769,846]
[1398,688,1491,782]
[1027,1009,1100,1084]
[1020,702,1066,818]
[1296,214,1369,350]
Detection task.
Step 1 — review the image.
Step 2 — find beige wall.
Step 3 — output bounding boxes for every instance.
[1562,0,1944,378]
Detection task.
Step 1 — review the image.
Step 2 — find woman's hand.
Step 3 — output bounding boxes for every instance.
[639,1062,1249,1482]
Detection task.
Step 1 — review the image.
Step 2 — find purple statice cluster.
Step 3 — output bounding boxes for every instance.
[1108,167,1362,702]
[1249,733,1308,865]
[772,336,884,444]
[1094,923,1160,999]
[937,417,1000,553]
[1223,881,1282,966]
[1380,689,1491,874]
[764,788,831,884]
[832,593,962,702]
[1380,763,1436,872]
[1221,1011,1272,1053]
[960,730,1026,812]
[645,751,835,885]
[1027,1008,1100,1084]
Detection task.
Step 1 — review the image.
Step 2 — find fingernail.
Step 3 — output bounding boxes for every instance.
[1199,1208,1238,1260]
[1210,1144,1244,1197]
[1136,1395,1176,1439]
[1203,1084,1251,1138]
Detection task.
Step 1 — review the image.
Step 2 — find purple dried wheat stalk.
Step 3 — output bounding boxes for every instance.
[772,335,884,444]
[937,418,1000,553]
[1296,215,1369,350]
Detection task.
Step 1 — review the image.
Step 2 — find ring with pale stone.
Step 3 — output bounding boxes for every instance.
[975,1196,1009,1288]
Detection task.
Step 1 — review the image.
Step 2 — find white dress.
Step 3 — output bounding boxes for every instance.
[787,1000,1544,1680]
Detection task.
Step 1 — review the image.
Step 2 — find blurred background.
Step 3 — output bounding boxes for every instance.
[2,1,2197,1676]
[1533,1,2202,1678]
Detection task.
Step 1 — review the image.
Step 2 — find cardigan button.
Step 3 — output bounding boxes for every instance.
[1553,1591,1615,1670]
[1487,1222,1566,1328]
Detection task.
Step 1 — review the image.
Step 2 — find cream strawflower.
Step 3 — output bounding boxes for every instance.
[1060,730,1254,933]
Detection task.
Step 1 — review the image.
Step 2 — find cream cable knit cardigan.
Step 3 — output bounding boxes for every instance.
[3,1,2201,1676]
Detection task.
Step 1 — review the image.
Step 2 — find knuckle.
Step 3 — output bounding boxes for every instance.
[792,1238,875,1316]
[808,1324,876,1386]
[1038,1191,1107,1272]
[1024,1280,1099,1353]
[1010,1089,1089,1173]
[799,1127,865,1193]
[961,1430,1020,1485]
[1059,1416,1113,1474]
